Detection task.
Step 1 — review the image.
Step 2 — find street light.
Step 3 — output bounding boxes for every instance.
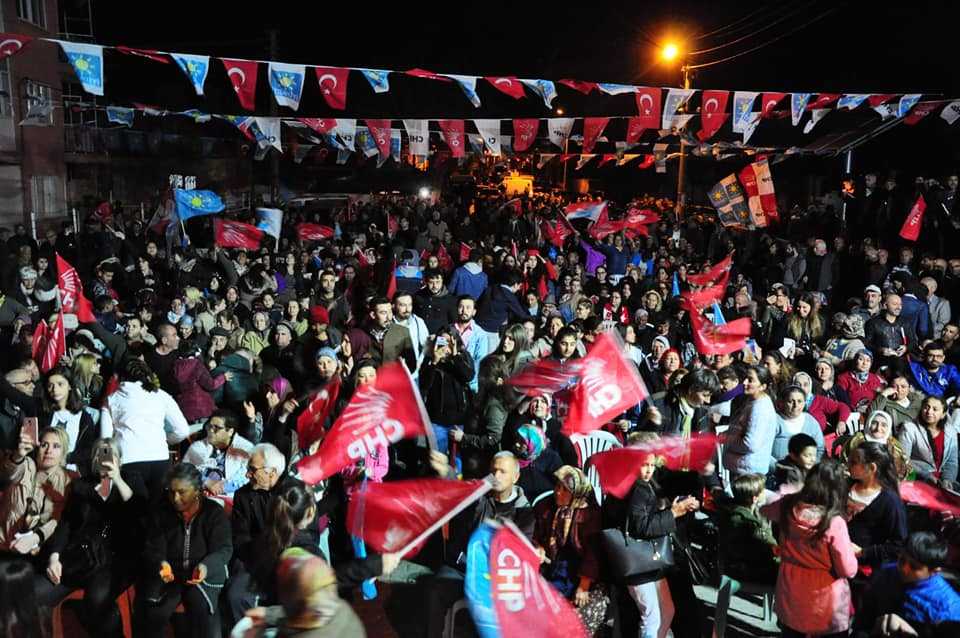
[660,41,690,222]
[661,42,679,62]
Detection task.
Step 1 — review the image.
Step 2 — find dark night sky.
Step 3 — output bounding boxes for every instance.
[82,0,960,191]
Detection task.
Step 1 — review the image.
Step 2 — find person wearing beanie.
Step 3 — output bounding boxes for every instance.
[260,322,301,387]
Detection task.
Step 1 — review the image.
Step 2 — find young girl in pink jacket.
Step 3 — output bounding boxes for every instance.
[762,458,858,637]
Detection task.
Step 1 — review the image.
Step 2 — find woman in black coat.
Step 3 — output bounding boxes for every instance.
[418,328,474,456]
[38,438,147,638]
[135,463,232,638]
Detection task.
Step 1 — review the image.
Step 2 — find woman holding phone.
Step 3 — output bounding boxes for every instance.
[37,438,147,638]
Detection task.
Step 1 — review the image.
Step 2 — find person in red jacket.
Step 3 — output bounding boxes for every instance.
[836,349,886,414]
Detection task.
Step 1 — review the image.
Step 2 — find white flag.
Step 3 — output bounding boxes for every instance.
[941,100,960,125]
[742,112,761,144]
[537,154,556,169]
[803,109,829,134]
[403,120,429,157]
[254,117,282,152]
[873,104,899,120]
[662,89,695,130]
[473,119,502,156]
[334,119,357,151]
[575,154,596,170]
[732,92,759,133]
[547,118,575,149]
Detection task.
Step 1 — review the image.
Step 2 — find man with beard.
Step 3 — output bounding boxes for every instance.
[414,269,456,334]
[393,291,428,374]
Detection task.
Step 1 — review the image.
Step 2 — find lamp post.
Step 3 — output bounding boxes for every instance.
[661,41,689,222]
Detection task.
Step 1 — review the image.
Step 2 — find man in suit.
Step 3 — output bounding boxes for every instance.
[348,297,416,371]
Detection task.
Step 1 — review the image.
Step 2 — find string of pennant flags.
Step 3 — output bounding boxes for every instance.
[2,31,959,142]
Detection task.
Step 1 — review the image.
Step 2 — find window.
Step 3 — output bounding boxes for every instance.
[17,0,46,28]
[30,175,62,217]
[23,80,52,125]
[0,61,11,118]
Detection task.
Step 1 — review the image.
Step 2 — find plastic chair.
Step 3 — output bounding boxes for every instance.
[712,574,775,638]
[570,430,622,505]
[51,586,134,638]
[443,598,470,638]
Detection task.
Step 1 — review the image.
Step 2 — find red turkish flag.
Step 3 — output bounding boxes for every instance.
[591,434,719,498]
[559,79,598,95]
[699,90,729,141]
[365,120,392,157]
[485,76,525,99]
[56,254,96,323]
[405,68,452,82]
[512,119,539,152]
[116,45,168,64]
[459,242,472,262]
[634,87,661,129]
[220,58,259,111]
[299,118,337,136]
[348,478,491,555]
[581,117,609,154]
[314,66,350,110]
[296,377,341,449]
[562,332,649,435]
[39,313,66,373]
[625,117,646,144]
[298,362,430,483]
[760,92,787,118]
[489,522,589,638]
[214,219,264,250]
[686,252,733,287]
[807,93,840,110]
[0,33,32,60]
[438,120,466,157]
[297,223,334,241]
[900,481,960,516]
[685,304,752,355]
[899,195,927,241]
[867,94,896,107]
[904,102,940,125]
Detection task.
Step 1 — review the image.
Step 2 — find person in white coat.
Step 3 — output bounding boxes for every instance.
[922,277,951,340]
[183,410,254,500]
[100,359,189,499]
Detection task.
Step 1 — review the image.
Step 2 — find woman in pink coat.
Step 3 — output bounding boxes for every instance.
[761,458,858,637]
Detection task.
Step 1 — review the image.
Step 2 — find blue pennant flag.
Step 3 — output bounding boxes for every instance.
[791,93,811,126]
[672,272,680,297]
[255,208,284,238]
[171,54,210,95]
[445,74,481,108]
[268,62,306,110]
[711,302,726,325]
[837,94,869,110]
[58,41,104,96]
[106,107,134,127]
[174,188,224,221]
[598,83,637,96]
[359,69,391,93]
[520,79,558,108]
[899,94,922,117]
[179,109,211,123]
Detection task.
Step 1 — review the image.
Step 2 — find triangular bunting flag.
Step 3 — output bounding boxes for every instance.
[485,76,525,99]
[359,69,391,93]
[221,58,258,111]
[268,62,306,110]
[520,79,557,108]
[58,41,104,96]
[445,74,481,108]
[170,53,210,96]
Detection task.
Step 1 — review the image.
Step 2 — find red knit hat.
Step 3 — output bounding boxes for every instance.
[309,306,330,325]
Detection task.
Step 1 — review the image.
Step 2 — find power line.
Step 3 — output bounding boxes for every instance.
[687,5,843,70]
[690,0,820,55]
[693,5,783,40]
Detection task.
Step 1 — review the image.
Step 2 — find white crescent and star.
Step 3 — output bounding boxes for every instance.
[639,94,654,114]
[495,78,514,87]
[227,67,246,87]
[704,98,719,113]
[318,73,338,92]
[0,39,24,56]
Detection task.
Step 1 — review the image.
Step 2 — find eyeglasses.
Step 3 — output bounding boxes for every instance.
[246,463,265,474]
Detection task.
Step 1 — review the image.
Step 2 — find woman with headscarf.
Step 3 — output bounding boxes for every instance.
[842,410,910,480]
[867,371,922,432]
[503,391,578,468]
[533,466,601,611]
[510,424,563,502]
[836,349,886,414]
[792,371,852,434]
[813,358,851,406]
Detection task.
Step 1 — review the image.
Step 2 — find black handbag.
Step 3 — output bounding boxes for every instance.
[672,534,711,586]
[600,522,674,583]
[61,523,111,585]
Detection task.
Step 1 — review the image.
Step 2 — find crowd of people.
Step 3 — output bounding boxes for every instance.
[0,169,959,638]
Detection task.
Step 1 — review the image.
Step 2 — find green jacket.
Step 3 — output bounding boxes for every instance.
[718,503,779,584]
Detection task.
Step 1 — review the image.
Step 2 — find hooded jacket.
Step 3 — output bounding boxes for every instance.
[448,262,488,300]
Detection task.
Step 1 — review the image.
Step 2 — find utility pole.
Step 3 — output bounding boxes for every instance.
[674,64,691,224]
[268,29,280,205]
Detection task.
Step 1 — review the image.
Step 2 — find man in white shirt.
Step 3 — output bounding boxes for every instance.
[453,295,489,392]
[183,410,253,499]
[393,291,428,375]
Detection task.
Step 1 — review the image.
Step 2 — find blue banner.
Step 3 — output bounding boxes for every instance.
[359,69,391,93]
[58,41,104,96]
[171,53,210,95]
[174,188,224,221]
[255,207,284,238]
[106,107,134,127]
[268,62,306,111]
[465,521,500,638]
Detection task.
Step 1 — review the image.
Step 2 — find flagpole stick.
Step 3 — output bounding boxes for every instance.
[394,479,492,558]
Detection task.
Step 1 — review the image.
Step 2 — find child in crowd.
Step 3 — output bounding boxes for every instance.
[717,473,779,585]
[771,433,818,490]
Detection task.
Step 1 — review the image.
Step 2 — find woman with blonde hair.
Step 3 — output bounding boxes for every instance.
[70,352,104,416]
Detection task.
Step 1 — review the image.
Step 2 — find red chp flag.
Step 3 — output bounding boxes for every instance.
[900,481,960,517]
[739,159,779,226]
[214,219,264,250]
[685,301,753,355]
[348,478,492,555]
[698,90,729,141]
[564,332,649,435]
[459,242,472,262]
[220,58,259,111]
[512,119,539,152]
[365,119,392,157]
[489,522,589,638]
[591,434,719,498]
[296,376,341,449]
[687,252,733,287]
[33,313,66,373]
[581,117,609,154]
[56,254,96,323]
[298,362,430,483]
[899,195,927,241]
[297,223,334,241]
[438,119,466,158]
[681,270,731,311]
[634,87,661,129]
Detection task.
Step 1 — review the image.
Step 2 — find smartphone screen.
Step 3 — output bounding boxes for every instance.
[21,417,38,446]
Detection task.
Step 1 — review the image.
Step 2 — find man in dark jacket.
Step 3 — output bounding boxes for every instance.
[639,368,721,435]
[476,271,527,349]
[347,297,416,371]
[865,293,917,372]
[414,268,457,334]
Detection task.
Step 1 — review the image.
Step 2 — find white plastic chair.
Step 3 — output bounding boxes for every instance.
[570,430,622,505]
